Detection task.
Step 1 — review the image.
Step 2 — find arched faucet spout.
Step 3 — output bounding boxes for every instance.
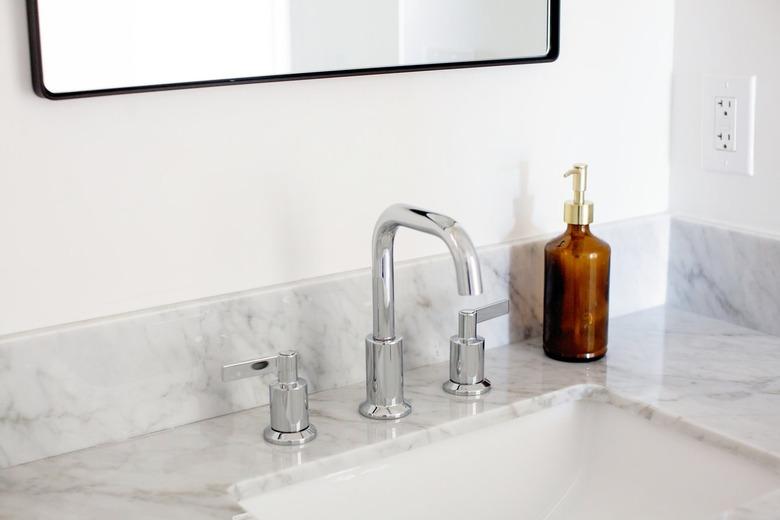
[361,204,484,420]
[371,204,483,341]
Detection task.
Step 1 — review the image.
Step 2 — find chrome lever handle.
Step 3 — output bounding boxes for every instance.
[457,299,510,339]
[222,351,300,384]
[444,299,509,397]
[221,354,277,382]
[221,350,317,446]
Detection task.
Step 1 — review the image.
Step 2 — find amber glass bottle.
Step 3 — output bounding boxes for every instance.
[543,164,611,362]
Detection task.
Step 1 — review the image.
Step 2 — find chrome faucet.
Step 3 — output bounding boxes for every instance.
[222,350,317,446]
[443,300,509,397]
[359,204,484,420]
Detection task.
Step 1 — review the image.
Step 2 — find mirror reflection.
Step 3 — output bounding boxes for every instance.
[32,0,553,96]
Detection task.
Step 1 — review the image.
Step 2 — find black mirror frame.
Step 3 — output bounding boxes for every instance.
[26,0,560,100]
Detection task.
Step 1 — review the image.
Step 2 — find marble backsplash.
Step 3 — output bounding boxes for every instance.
[0,214,669,468]
[668,217,780,336]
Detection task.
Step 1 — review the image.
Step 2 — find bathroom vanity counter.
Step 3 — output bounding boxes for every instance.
[2,306,780,519]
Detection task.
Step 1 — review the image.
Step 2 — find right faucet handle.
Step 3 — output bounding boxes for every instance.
[443,299,509,397]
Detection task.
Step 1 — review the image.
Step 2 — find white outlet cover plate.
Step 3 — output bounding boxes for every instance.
[701,75,756,176]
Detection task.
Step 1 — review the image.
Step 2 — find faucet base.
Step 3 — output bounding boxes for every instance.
[442,378,492,397]
[360,335,412,420]
[263,425,317,446]
[358,400,412,420]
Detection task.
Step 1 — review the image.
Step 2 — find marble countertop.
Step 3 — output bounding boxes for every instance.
[2,306,780,520]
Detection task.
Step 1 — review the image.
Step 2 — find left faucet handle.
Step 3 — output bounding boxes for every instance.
[222,350,317,446]
[222,353,279,382]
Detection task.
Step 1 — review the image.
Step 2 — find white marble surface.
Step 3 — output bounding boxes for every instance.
[0,214,669,468]
[1,306,780,520]
[234,386,780,518]
[668,217,780,337]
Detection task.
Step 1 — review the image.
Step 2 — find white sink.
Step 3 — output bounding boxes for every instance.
[237,394,780,519]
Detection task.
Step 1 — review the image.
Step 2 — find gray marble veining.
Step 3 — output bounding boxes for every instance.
[0,215,669,468]
[1,306,780,520]
[668,217,780,336]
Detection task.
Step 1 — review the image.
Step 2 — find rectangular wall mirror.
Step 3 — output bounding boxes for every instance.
[26,0,559,100]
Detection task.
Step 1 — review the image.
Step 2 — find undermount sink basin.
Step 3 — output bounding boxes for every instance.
[236,392,780,520]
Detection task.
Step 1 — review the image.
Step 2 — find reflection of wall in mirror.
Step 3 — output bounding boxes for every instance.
[288,0,399,73]
[38,0,550,91]
[286,0,550,73]
[38,0,293,92]
[398,0,549,66]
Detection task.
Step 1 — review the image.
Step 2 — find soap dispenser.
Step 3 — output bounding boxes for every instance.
[543,164,611,362]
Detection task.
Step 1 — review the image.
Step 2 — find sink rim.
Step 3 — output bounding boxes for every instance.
[229,383,780,517]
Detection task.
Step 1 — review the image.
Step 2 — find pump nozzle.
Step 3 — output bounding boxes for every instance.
[564,163,588,204]
[563,163,594,225]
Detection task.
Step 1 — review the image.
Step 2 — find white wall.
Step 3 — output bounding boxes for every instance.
[0,0,675,336]
[671,0,780,235]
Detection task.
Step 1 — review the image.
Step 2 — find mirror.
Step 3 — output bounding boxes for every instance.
[26,0,559,100]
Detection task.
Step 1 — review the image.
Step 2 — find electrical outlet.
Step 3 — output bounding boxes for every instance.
[714,127,735,152]
[715,97,736,123]
[714,97,737,152]
[702,76,756,175]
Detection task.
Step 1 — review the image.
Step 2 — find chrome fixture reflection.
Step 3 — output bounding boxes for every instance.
[443,299,509,397]
[359,204,484,420]
[223,350,317,445]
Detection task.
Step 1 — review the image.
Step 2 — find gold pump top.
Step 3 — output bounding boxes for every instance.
[563,163,594,225]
